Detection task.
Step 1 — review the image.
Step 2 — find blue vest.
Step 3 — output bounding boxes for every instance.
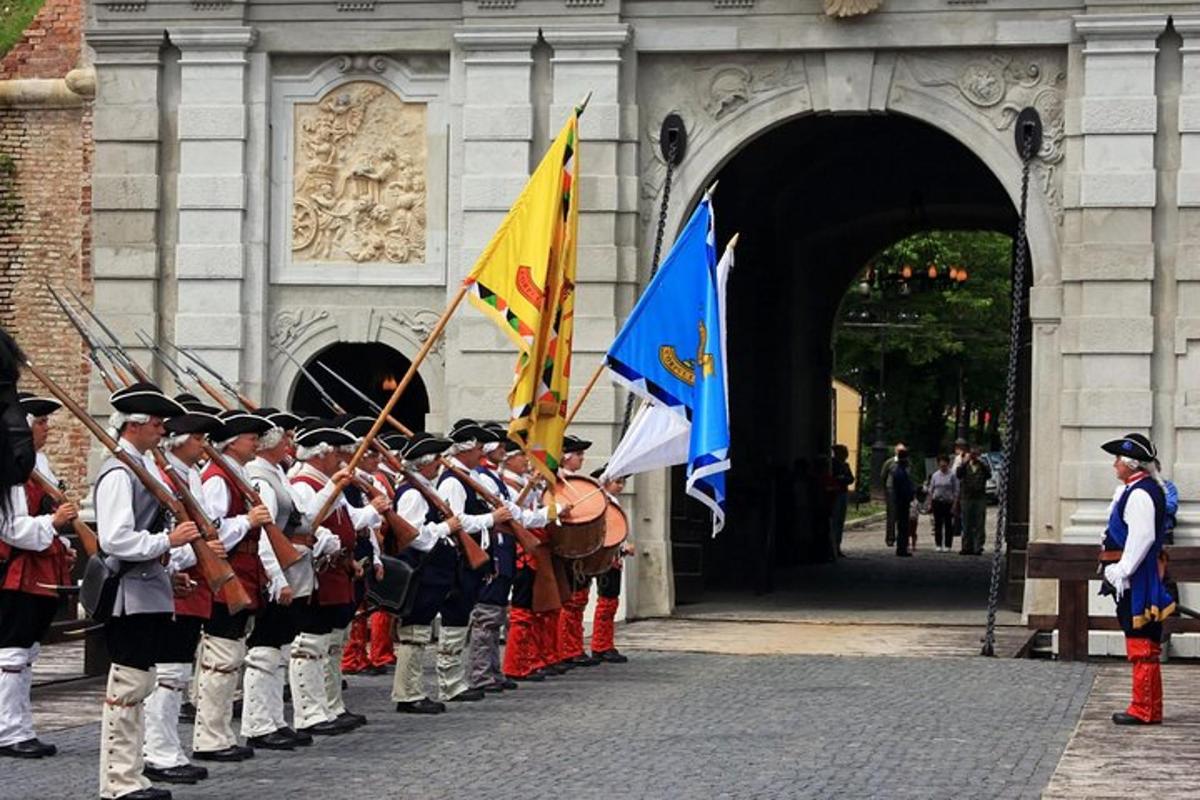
[1103,476,1175,630]
[475,466,516,605]
[395,483,458,587]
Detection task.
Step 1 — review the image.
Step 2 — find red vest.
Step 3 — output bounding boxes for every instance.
[202,461,264,611]
[158,466,212,619]
[0,480,71,598]
[292,473,355,606]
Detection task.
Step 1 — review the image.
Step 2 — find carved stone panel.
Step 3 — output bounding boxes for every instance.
[291,81,427,265]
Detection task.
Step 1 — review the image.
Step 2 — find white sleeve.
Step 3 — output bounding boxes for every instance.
[1114,488,1157,582]
[346,498,382,532]
[0,487,57,551]
[396,489,448,553]
[169,544,197,573]
[95,471,171,561]
[204,476,250,550]
[258,529,288,598]
[519,504,549,529]
[439,478,494,534]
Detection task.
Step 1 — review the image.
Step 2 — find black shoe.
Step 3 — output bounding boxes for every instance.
[179,701,196,722]
[144,765,201,785]
[117,789,172,800]
[509,672,545,682]
[366,664,391,675]
[395,698,446,715]
[27,738,56,757]
[0,739,47,759]
[499,678,518,690]
[570,654,600,667]
[277,727,312,747]
[336,711,367,728]
[192,745,252,762]
[1112,711,1159,726]
[247,731,297,751]
[885,537,895,547]
[896,551,912,558]
[183,764,208,781]
[297,719,351,736]
[481,682,504,693]
[553,660,575,672]
[596,650,628,664]
[448,688,486,702]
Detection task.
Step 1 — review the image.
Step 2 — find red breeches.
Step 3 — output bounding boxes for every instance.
[558,586,590,661]
[591,596,618,654]
[503,607,539,677]
[1125,637,1163,723]
[368,610,395,667]
[342,614,369,674]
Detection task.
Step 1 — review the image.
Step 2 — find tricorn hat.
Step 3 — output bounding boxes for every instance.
[402,431,451,462]
[111,382,186,418]
[173,393,222,415]
[212,410,273,441]
[449,419,494,445]
[562,434,592,454]
[1101,432,1157,463]
[17,391,60,418]
[164,411,223,436]
[294,424,356,450]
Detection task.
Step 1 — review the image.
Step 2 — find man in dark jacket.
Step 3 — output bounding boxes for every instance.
[891,449,914,558]
[956,447,992,555]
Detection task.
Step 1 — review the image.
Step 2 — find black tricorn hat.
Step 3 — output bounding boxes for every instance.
[212,410,273,441]
[295,425,357,450]
[403,431,451,461]
[1101,433,1157,463]
[340,416,377,438]
[174,393,223,415]
[449,420,494,445]
[17,391,60,418]
[380,431,409,452]
[264,410,303,431]
[164,411,223,436]
[562,434,592,454]
[111,382,186,418]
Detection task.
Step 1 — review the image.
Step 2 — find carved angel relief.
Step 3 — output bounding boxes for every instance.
[292,81,427,265]
[824,0,881,18]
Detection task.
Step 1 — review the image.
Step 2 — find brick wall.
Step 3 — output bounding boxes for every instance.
[1,0,94,492]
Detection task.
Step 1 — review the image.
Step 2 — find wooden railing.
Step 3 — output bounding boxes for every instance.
[1026,542,1200,662]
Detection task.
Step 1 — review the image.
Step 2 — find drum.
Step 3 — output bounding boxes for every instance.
[547,475,607,559]
[578,499,629,576]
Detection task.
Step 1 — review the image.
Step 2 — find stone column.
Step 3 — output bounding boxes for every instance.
[88,29,166,397]
[1066,13,1168,655]
[167,27,255,398]
[542,25,647,617]
[449,28,540,418]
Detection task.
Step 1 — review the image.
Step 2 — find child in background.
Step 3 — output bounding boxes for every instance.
[909,486,928,553]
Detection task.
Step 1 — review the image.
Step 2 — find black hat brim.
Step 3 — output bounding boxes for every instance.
[111,383,186,418]
[213,413,273,440]
[404,436,451,461]
[165,412,223,435]
[1101,437,1155,462]
[295,427,357,449]
[19,396,60,417]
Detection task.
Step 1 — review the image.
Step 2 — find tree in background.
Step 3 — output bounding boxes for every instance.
[834,230,1013,476]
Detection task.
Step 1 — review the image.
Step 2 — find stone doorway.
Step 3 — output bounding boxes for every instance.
[288,341,430,432]
[667,113,1033,617]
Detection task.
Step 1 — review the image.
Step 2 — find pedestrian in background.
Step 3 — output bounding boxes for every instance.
[928,455,959,552]
[892,448,914,558]
[829,444,854,558]
[881,442,905,548]
[956,446,991,555]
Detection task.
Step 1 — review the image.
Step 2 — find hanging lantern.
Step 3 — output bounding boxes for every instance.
[927,263,938,279]
[949,266,959,280]
[900,264,913,280]
[957,269,968,283]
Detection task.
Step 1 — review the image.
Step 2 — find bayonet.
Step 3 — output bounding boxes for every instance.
[63,285,151,382]
[272,347,345,415]
[47,284,122,391]
[135,330,199,394]
[165,341,253,408]
[315,361,383,415]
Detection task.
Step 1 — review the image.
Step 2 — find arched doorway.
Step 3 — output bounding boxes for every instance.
[667,113,1032,613]
[289,341,430,432]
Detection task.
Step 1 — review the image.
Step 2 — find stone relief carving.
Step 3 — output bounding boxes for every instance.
[901,54,1067,222]
[271,308,331,352]
[638,55,809,201]
[824,0,881,18]
[375,308,446,361]
[292,80,427,265]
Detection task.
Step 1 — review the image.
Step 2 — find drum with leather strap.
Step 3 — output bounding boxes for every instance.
[547,475,606,559]
[577,498,628,576]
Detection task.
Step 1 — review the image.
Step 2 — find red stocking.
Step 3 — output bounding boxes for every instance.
[342,613,369,674]
[558,587,589,661]
[503,607,537,677]
[592,596,618,654]
[1125,637,1158,723]
[368,611,396,667]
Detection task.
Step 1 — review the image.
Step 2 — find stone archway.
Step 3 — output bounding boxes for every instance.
[631,49,1065,616]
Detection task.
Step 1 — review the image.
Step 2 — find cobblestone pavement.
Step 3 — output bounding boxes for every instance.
[10,653,1093,800]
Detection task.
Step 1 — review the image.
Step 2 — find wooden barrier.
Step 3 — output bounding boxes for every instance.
[1026,542,1200,661]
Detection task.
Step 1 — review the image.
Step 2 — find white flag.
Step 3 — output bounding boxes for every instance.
[603,402,690,480]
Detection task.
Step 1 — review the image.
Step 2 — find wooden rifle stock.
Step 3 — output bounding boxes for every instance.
[349,474,419,551]
[439,461,561,611]
[27,470,99,559]
[199,442,303,570]
[400,470,490,570]
[22,358,248,611]
[151,451,251,611]
[195,377,234,411]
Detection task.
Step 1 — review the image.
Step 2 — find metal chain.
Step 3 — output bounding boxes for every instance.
[981,134,1035,657]
[619,136,679,436]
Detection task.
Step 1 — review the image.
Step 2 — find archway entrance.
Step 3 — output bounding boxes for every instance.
[289,341,430,432]
[668,113,1032,618]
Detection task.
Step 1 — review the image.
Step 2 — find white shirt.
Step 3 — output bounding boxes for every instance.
[479,464,549,529]
[1103,477,1158,589]
[161,451,203,574]
[94,438,171,562]
[200,455,252,551]
[394,472,452,553]
[254,460,339,563]
[0,485,56,551]
[439,456,499,549]
[289,463,382,565]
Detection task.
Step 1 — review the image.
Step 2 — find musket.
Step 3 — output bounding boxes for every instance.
[167,342,256,410]
[21,356,248,611]
[27,470,99,559]
[346,473,420,552]
[274,348,345,416]
[199,442,303,570]
[400,470,490,571]
[47,285,126,390]
[136,330,200,395]
[63,286,152,383]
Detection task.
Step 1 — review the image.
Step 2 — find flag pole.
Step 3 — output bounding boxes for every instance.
[311,284,469,525]
[564,360,606,428]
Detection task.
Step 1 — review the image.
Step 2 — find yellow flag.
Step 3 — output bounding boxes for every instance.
[463,110,580,482]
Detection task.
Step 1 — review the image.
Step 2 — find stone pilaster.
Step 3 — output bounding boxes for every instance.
[449,27,540,419]
[167,27,255,397]
[88,29,166,398]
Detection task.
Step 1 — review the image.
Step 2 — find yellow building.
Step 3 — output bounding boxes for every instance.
[831,379,862,489]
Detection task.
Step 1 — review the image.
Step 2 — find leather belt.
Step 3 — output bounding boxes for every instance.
[1099,550,1122,563]
[288,534,315,547]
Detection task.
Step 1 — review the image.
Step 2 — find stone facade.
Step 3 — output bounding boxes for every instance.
[1,0,94,493]
[74,1,1200,648]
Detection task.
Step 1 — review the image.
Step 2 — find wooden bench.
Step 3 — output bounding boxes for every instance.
[1026,542,1200,661]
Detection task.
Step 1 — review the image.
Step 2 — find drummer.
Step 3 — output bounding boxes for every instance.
[556,435,600,669]
[590,469,634,664]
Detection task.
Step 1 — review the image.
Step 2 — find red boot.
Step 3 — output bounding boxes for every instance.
[558,587,589,663]
[341,614,369,675]
[591,596,618,655]
[368,611,396,668]
[1120,637,1161,724]
[503,607,538,678]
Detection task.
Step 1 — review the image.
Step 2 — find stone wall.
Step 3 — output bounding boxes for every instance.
[0,0,94,491]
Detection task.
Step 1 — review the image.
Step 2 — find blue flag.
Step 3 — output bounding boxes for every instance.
[606,196,731,534]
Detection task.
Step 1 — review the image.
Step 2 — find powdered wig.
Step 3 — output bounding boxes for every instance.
[108,411,150,438]
[449,438,478,456]
[296,441,334,461]
[256,426,285,451]
[405,453,439,470]
[162,432,193,451]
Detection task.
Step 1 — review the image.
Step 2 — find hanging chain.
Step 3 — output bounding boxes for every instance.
[981,131,1036,657]
[619,135,679,436]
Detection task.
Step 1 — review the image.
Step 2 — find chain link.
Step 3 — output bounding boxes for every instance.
[981,134,1035,657]
[620,136,678,436]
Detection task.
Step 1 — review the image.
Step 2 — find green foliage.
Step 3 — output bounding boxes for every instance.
[834,230,1013,467]
[0,0,45,59]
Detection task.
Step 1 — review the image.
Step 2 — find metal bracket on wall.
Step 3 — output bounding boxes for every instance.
[660,112,687,166]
